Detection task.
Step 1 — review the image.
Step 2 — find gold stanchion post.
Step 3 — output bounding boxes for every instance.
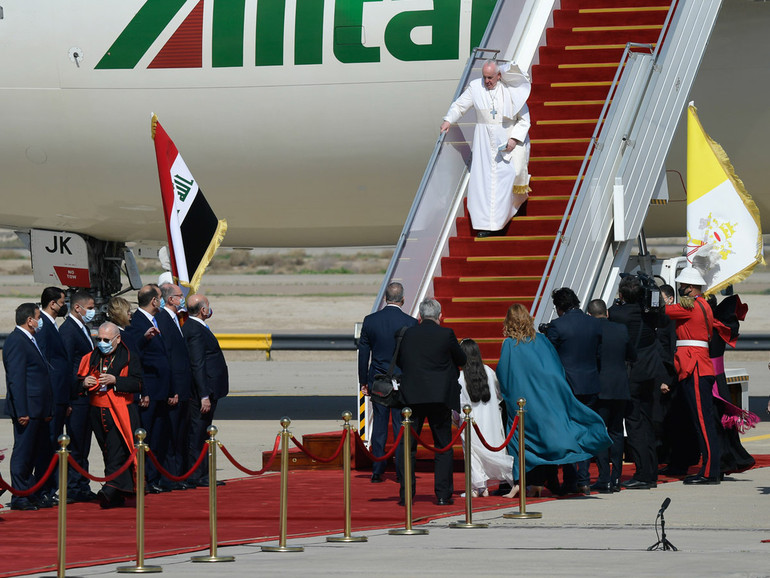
[42,435,80,578]
[327,411,367,543]
[450,405,488,529]
[503,398,542,520]
[389,407,428,536]
[261,417,304,552]
[118,429,162,573]
[192,425,235,562]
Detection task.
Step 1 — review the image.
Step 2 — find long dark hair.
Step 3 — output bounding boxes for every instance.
[460,339,490,403]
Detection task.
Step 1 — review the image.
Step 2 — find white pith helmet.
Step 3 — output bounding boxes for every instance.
[675,266,707,287]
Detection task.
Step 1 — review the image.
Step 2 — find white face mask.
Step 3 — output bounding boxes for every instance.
[36,317,44,332]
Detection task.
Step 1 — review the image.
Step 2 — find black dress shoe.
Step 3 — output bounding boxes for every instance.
[590,482,612,494]
[683,474,720,485]
[610,482,621,493]
[98,489,126,509]
[476,230,493,238]
[34,495,55,509]
[622,479,654,490]
[371,474,383,483]
[436,498,454,506]
[10,499,38,511]
[147,483,171,494]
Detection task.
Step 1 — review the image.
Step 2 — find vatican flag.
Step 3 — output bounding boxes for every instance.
[686,103,763,294]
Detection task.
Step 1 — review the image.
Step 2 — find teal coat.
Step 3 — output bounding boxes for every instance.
[496,334,611,478]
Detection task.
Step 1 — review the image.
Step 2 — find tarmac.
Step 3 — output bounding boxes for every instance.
[11,422,769,578]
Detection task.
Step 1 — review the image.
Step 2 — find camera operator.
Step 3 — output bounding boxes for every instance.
[608,274,667,490]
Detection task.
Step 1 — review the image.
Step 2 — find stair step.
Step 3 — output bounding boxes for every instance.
[440,255,548,277]
[554,7,670,29]
[531,138,591,156]
[532,63,619,84]
[434,276,543,298]
[261,432,345,471]
[529,102,605,122]
[560,0,672,9]
[448,235,557,257]
[529,84,613,105]
[546,26,662,47]
[441,300,536,323]
[455,215,564,236]
[538,45,627,65]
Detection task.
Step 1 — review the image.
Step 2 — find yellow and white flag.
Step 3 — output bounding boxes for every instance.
[686,103,763,294]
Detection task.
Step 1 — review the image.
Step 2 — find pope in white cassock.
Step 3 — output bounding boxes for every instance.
[440,60,531,237]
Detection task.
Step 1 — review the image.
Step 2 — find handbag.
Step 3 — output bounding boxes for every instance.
[370,327,408,408]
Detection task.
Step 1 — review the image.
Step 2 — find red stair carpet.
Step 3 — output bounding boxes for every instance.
[2,454,769,577]
[436,0,672,364]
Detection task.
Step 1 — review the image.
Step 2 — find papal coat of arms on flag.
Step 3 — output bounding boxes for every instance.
[685,103,763,294]
[151,114,227,293]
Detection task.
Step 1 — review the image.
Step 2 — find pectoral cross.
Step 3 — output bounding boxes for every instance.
[490,105,497,119]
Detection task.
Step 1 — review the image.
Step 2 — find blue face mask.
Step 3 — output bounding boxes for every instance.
[159,297,166,309]
[97,340,114,355]
[82,308,96,323]
[178,296,186,309]
[36,318,44,332]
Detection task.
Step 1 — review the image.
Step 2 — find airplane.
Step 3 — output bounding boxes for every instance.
[0,0,767,299]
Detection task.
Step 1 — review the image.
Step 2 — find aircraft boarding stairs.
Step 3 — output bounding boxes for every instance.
[375,0,723,365]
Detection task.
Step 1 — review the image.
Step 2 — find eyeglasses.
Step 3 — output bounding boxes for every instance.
[97,337,115,343]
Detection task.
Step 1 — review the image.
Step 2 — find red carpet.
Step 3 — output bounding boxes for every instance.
[2,455,770,577]
[435,0,674,363]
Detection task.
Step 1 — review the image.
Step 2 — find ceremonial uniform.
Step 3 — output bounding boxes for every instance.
[666,295,721,480]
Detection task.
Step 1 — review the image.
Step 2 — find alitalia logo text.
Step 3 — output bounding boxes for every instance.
[96,0,495,69]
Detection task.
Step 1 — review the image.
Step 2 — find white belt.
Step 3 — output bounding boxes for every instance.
[676,340,709,348]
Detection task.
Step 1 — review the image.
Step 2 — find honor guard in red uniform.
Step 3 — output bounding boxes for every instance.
[665,267,721,484]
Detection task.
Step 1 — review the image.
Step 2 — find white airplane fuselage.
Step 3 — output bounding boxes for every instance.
[1,0,767,251]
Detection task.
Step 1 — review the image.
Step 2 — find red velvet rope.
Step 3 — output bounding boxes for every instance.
[472,414,519,452]
[68,448,138,483]
[146,444,208,482]
[219,434,281,476]
[0,453,59,497]
[353,426,405,462]
[289,429,348,463]
[410,421,466,453]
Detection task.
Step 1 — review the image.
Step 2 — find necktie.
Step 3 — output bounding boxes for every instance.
[30,336,44,358]
[82,326,93,350]
[152,317,159,330]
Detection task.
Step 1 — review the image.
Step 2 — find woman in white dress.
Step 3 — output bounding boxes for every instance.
[457,339,514,496]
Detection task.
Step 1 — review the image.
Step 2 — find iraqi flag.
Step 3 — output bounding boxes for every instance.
[685,103,763,294]
[151,114,227,293]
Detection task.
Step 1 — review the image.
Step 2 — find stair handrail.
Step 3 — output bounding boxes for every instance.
[529,0,681,320]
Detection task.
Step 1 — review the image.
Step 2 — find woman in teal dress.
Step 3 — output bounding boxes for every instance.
[497,303,611,497]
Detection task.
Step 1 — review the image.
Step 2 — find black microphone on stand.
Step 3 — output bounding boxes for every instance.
[648,497,677,551]
[658,497,671,517]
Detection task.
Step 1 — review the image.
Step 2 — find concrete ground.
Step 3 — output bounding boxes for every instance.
[6,422,768,577]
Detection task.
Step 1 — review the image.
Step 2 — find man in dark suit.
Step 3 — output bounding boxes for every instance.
[609,275,666,489]
[545,287,602,494]
[588,299,636,493]
[3,303,54,510]
[59,290,97,502]
[157,282,194,489]
[36,286,71,503]
[125,284,172,493]
[183,293,229,487]
[358,282,418,483]
[396,298,466,506]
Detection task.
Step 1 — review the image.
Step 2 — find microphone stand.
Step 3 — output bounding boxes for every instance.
[648,509,677,551]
